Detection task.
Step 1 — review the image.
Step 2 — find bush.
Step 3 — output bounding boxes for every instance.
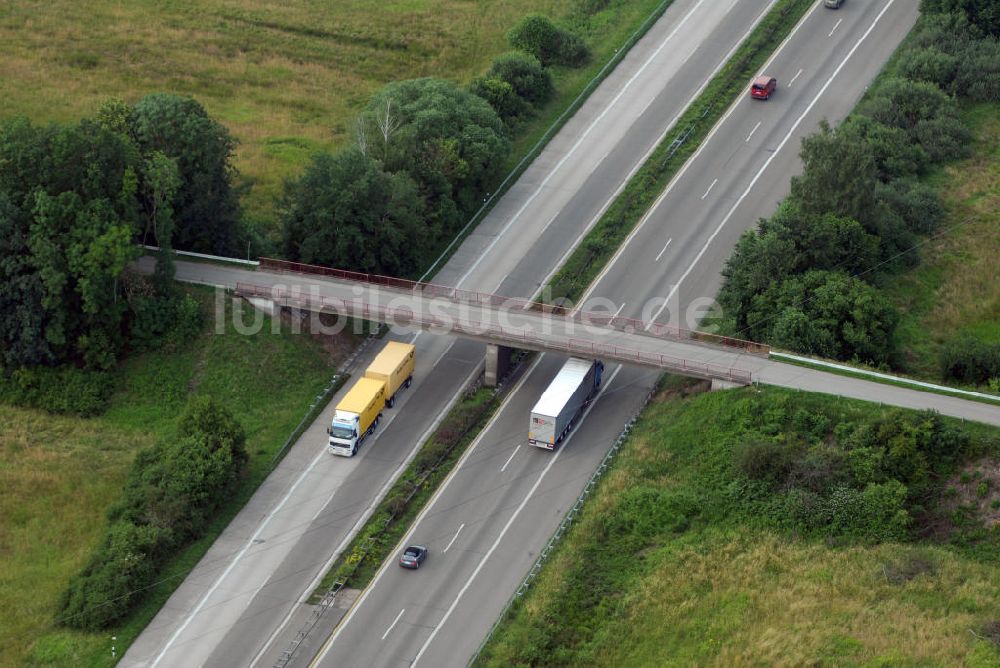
[877,178,946,235]
[896,46,959,88]
[0,365,115,416]
[734,441,795,487]
[58,522,170,630]
[60,398,246,629]
[507,14,590,67]
[470,76,531,126]
[485,52,554,107]
[827,481,911,542]
[940,334,1000,384]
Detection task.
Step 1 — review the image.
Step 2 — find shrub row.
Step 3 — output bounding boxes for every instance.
[0,365,116,416]
[58,398,247,630]
[718,9,994,367]
[940,335,1000,385]
[281,10,592,279]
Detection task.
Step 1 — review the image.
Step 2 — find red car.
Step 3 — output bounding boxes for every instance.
[750,75,777,100]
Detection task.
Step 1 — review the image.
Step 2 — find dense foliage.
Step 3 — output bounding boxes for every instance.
[470,52,554,128]
[58,398,247,630]
[478,386,1000,667]
[718,11,993,370]
[282,78,510,276]
[506,13,590,67]
[0,95,231,401]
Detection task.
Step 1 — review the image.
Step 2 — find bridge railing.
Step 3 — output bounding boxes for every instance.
[235,282,752,385]
[258,257,769,356]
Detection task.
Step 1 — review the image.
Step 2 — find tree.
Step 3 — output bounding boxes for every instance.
[140,151,182,291]
[791,121,880,224]
[485,51,554,106]
[282,149,427,275]
[507,14,589,67]
[921,0,1000,36]
[359,78,509,228]
[0,118,141,370]
[719,204,879,328]
[746,270,899,365]
[128,94,241,255]
[839,115,929,180]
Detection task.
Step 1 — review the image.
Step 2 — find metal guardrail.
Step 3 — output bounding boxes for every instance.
[257,258,769,357]
[140,244,260,266]
[468,383,657,665]
[235,282,753,385]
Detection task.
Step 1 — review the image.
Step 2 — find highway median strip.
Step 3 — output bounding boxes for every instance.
[541,0,816,306]
[307,353,533,603]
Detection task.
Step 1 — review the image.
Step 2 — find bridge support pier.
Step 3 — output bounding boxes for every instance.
[485,344,512,388]
[711,378,742,392]
[247,297,276,317]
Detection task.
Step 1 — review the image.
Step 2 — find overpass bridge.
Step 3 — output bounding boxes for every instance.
[135,255,1000,427]
[236,258,768,386]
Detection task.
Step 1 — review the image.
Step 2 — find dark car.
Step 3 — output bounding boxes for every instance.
[750,75,777,100]
[399,545,428,569]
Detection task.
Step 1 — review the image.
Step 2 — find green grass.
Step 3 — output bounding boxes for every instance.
[880,102,1000,381]
[0,0,665,242]
[0,288,351,667]
[542,0,815,304]
[475,385,1000,666]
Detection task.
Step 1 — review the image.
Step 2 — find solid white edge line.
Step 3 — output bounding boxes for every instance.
[535,0,784,296]
[307,355,545,667]
[499,445,521,473]
[443,524,466,553]
[411,365,623,666]
[653,0,898,317]
[381,609,405,641]
[151,445,332,667]
[453,0,712,289]
[580,0,811,306]
[248,339,472,668]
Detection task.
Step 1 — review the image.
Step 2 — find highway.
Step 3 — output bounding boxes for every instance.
[121,1,778,665]
[310,1,934,667]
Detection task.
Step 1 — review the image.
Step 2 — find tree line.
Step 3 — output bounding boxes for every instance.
[280,12,591,277]
[718,2,1000,381]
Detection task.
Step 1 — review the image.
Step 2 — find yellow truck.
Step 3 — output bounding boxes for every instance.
[328,377,386,457]
[364,341,415,408]
[328,341,416,457]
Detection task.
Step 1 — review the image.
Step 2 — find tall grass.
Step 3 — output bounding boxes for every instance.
[0,289,344,667]
[882,102,1000,379]
[476,386,1000,666]
[0,0,607,235]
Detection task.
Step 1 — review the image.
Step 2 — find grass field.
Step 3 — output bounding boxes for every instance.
[0,0,662,238]
[476,385,1000,666]
[882,102,1000,381]
[0,289,347,667]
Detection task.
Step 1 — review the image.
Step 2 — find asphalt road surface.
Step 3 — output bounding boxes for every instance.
[310,2,944,668]
[121,1,778,666]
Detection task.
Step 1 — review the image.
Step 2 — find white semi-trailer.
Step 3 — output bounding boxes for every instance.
[528,358,604,450]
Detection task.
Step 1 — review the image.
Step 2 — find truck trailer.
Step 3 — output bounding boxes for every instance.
[364,341,415,408]
[328,377,386,457]
[528,358,604,450]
